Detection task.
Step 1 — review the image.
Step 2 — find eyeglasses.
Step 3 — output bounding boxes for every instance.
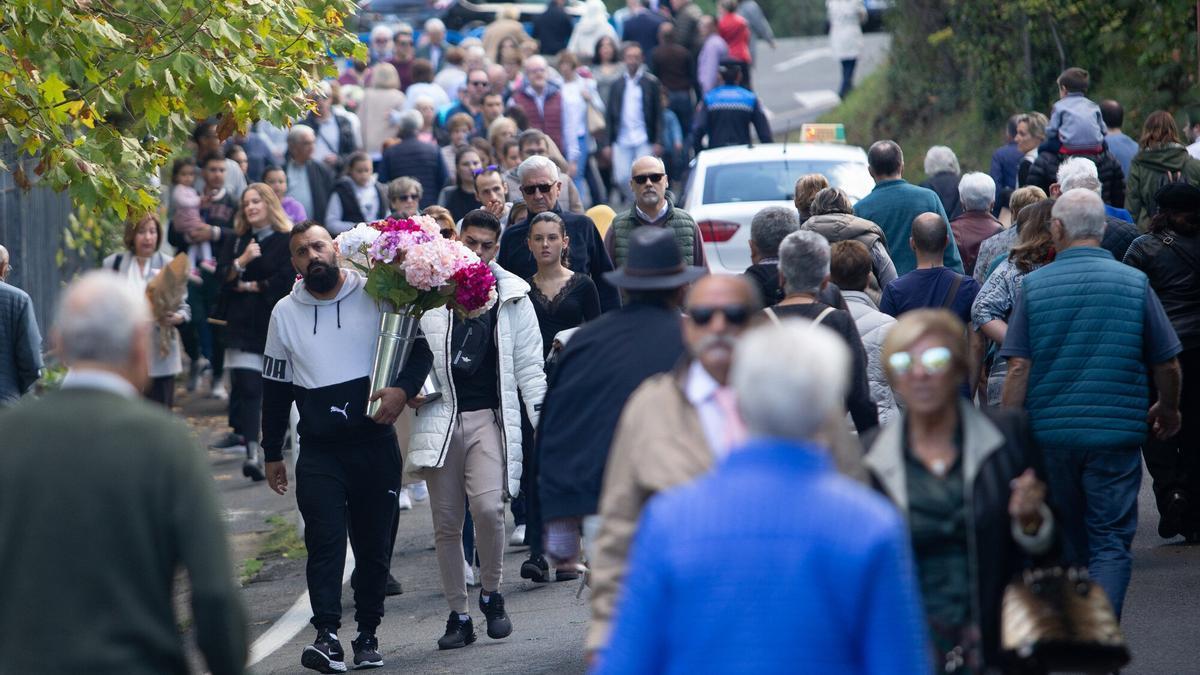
[521,183,555,195]
[687,305,751,327]
[887,346,953,377]
[469,80,490,87]
[473,164,500,176]
[395,193,419,201]
[632,173,666,185]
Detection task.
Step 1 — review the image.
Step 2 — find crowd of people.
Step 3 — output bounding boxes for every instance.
[0,3,1198,673]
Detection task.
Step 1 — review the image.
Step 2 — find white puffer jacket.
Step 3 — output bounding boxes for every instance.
[406,263,547,498]
[842,291,901,427]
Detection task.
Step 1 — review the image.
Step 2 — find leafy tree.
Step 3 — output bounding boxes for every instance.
[0,0,363,218]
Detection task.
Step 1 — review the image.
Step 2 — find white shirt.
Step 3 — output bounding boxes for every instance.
[313,116,342,164]
[1188,140,1200,160]
[61,369,138,398]
[684,360,733,459]
[617,70,648,147]
[635,201,670,224]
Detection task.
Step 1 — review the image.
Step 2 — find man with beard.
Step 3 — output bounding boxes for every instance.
[585,274,757,656]
[604,155,706,268]
[260,222,409,672]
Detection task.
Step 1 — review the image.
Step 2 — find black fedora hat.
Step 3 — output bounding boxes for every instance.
[603,227,707,290]
[1154,182,1200,213]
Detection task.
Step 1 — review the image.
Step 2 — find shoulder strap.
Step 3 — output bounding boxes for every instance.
[942,274,964,309]
[1153,231,1200,271]
[812,306,836,327]
[764,307,782,326]
[111,254,123,272]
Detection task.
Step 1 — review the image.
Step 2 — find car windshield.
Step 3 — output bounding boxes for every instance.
[700,160,874,205]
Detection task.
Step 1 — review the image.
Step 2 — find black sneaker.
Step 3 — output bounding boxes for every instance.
[301,629,347,673]
[478,590,513,639]
[210,432,245,450]
[520,554,549,583]
[350,632,383,670]
[437,612,476,650]
[1159,489,1189,539]
[385,573,403,596]
[242,459,265,482]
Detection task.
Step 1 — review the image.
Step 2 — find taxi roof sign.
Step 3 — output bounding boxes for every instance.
[801,123,845,144]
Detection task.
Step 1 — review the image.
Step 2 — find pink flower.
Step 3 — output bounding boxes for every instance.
[452,260,498,317]
[401,237,473,290]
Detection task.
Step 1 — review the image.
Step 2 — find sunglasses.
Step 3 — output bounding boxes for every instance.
[521,183,555,195]
[469,80,490,87]
[473,164,500,176]
[887,346,953,377]
[632,173,666,185]
[687,305,751,327]
[395,193,419,201]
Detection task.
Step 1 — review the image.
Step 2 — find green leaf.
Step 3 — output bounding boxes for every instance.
[38,73,69,104]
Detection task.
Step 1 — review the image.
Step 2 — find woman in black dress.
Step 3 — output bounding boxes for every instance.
[436,144,484,221]
[518,211,601,583]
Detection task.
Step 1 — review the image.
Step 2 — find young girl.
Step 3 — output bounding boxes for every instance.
[436,145,484,221]
[168,158,212,266]
[325,152,387,234]
[262,165,307,224]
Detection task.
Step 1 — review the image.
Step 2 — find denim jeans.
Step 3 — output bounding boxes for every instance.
[1042,446,1142,617]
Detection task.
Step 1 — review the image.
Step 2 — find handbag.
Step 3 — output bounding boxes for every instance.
[586,101,606,136]
[1001,566,1130,672]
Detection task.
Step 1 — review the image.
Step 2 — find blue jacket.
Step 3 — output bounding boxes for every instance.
[1023,247,1149,449]
[594,439,930,675]
[0,281,42,404]
[854,179,965,275]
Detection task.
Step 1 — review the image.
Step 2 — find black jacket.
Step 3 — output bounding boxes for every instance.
[1124,230,1200,351]
[920,171,964,221]
[536,302,685,521]
[532,2,573,55]
[214,229,295,354]
[498,208,621,312]
[622,10,667,57]
[276,159,336,227]
[743,262,848,309]
[1026,150,1126,208]
[331,177,388,225]
[379,138,446,209]
[1102,215,1138,262]
[605,71,662,147]
[865,405,1058,667]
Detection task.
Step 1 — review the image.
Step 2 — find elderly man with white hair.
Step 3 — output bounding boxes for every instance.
[0,244,42,405]
[949,171,1002,275]
[596,319,929,674]
[0,272,247,673]
[417,17,448,71]
[508,55,571,164]
[497,155,621,311]
[367,24,395,64]
[921,145,964,220]
[1001,188,1183,618]
[379,109,446,207]
[285,124,336,226]
[1054,156,1139,260]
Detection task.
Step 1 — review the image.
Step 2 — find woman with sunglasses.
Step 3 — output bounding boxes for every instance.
[865,309,1055,672]
[436,145,485,221]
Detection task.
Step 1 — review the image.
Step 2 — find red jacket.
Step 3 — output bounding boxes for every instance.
[509,83,565,152]
[718,13,751,63]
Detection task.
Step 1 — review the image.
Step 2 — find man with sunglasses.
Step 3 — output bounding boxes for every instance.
[498,156,621,311]
[586,274,758,657]
[440,68,490,134]
[387,24,416,90]
[605,156,706,268]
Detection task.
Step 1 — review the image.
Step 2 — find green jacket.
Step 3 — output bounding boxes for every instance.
[0,385,247,674]
[1126,143,1200,230]
[606,204,706,269]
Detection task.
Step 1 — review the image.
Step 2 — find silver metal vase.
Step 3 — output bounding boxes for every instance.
[366,307,420,417]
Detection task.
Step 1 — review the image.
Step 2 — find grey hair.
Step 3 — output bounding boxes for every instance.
[524,55,548,73]
[370,24,394,41]
[750,206,799,257]
[1056,157,1102,195]
[517,155,560,182]
[397,109,423,138]
[732,320,850,441]
[287,125,315,144]
[424,17,446,32]
[778,230,830,295]
[923,145,960,176]
[958,172,996,212]
[1051,188,1107,242]
[56,271,150,365]
[808,187,853,216]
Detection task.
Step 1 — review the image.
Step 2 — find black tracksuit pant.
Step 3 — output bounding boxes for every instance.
[296,435,403,632]
[1145,348,1200,526]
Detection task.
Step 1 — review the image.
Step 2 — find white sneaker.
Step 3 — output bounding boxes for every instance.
[209,381,228,400]
[509,524,527,548]
[396,489,413,511]
[408,480,429,502]
[464,559,478,587]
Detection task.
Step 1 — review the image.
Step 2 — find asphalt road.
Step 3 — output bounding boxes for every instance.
[752,32,892,135]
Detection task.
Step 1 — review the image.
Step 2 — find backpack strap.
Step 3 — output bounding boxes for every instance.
[942,274,964,309]
[812,306,836,327]
[764,307,782,326]
[1153,231,1200,271]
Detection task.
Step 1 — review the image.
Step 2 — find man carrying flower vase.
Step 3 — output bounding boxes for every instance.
[395,209,549,651]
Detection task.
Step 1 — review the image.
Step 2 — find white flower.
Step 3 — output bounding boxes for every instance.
[335,223,381,266]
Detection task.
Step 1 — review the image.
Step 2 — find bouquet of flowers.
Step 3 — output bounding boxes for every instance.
[335,215,498,318]
[335,215,498,414]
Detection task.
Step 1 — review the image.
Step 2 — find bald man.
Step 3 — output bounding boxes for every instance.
[879,212,981,323]
[587,274,758,654]
[604,156,707,268]
[0,244,43,404]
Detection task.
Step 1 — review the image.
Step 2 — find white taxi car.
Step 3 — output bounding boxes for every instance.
[682,129,874,274]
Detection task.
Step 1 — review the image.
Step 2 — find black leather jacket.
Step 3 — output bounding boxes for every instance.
[1124,231,1200,351]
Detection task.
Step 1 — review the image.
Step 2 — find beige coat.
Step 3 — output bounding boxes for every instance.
[586,365,865,651]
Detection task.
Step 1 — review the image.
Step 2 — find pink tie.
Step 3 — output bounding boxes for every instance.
[713,387,748,452]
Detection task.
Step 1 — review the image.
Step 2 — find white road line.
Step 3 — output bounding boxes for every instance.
[772,47,833,73]
[247,546,356,667]
[792,89,842,110]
